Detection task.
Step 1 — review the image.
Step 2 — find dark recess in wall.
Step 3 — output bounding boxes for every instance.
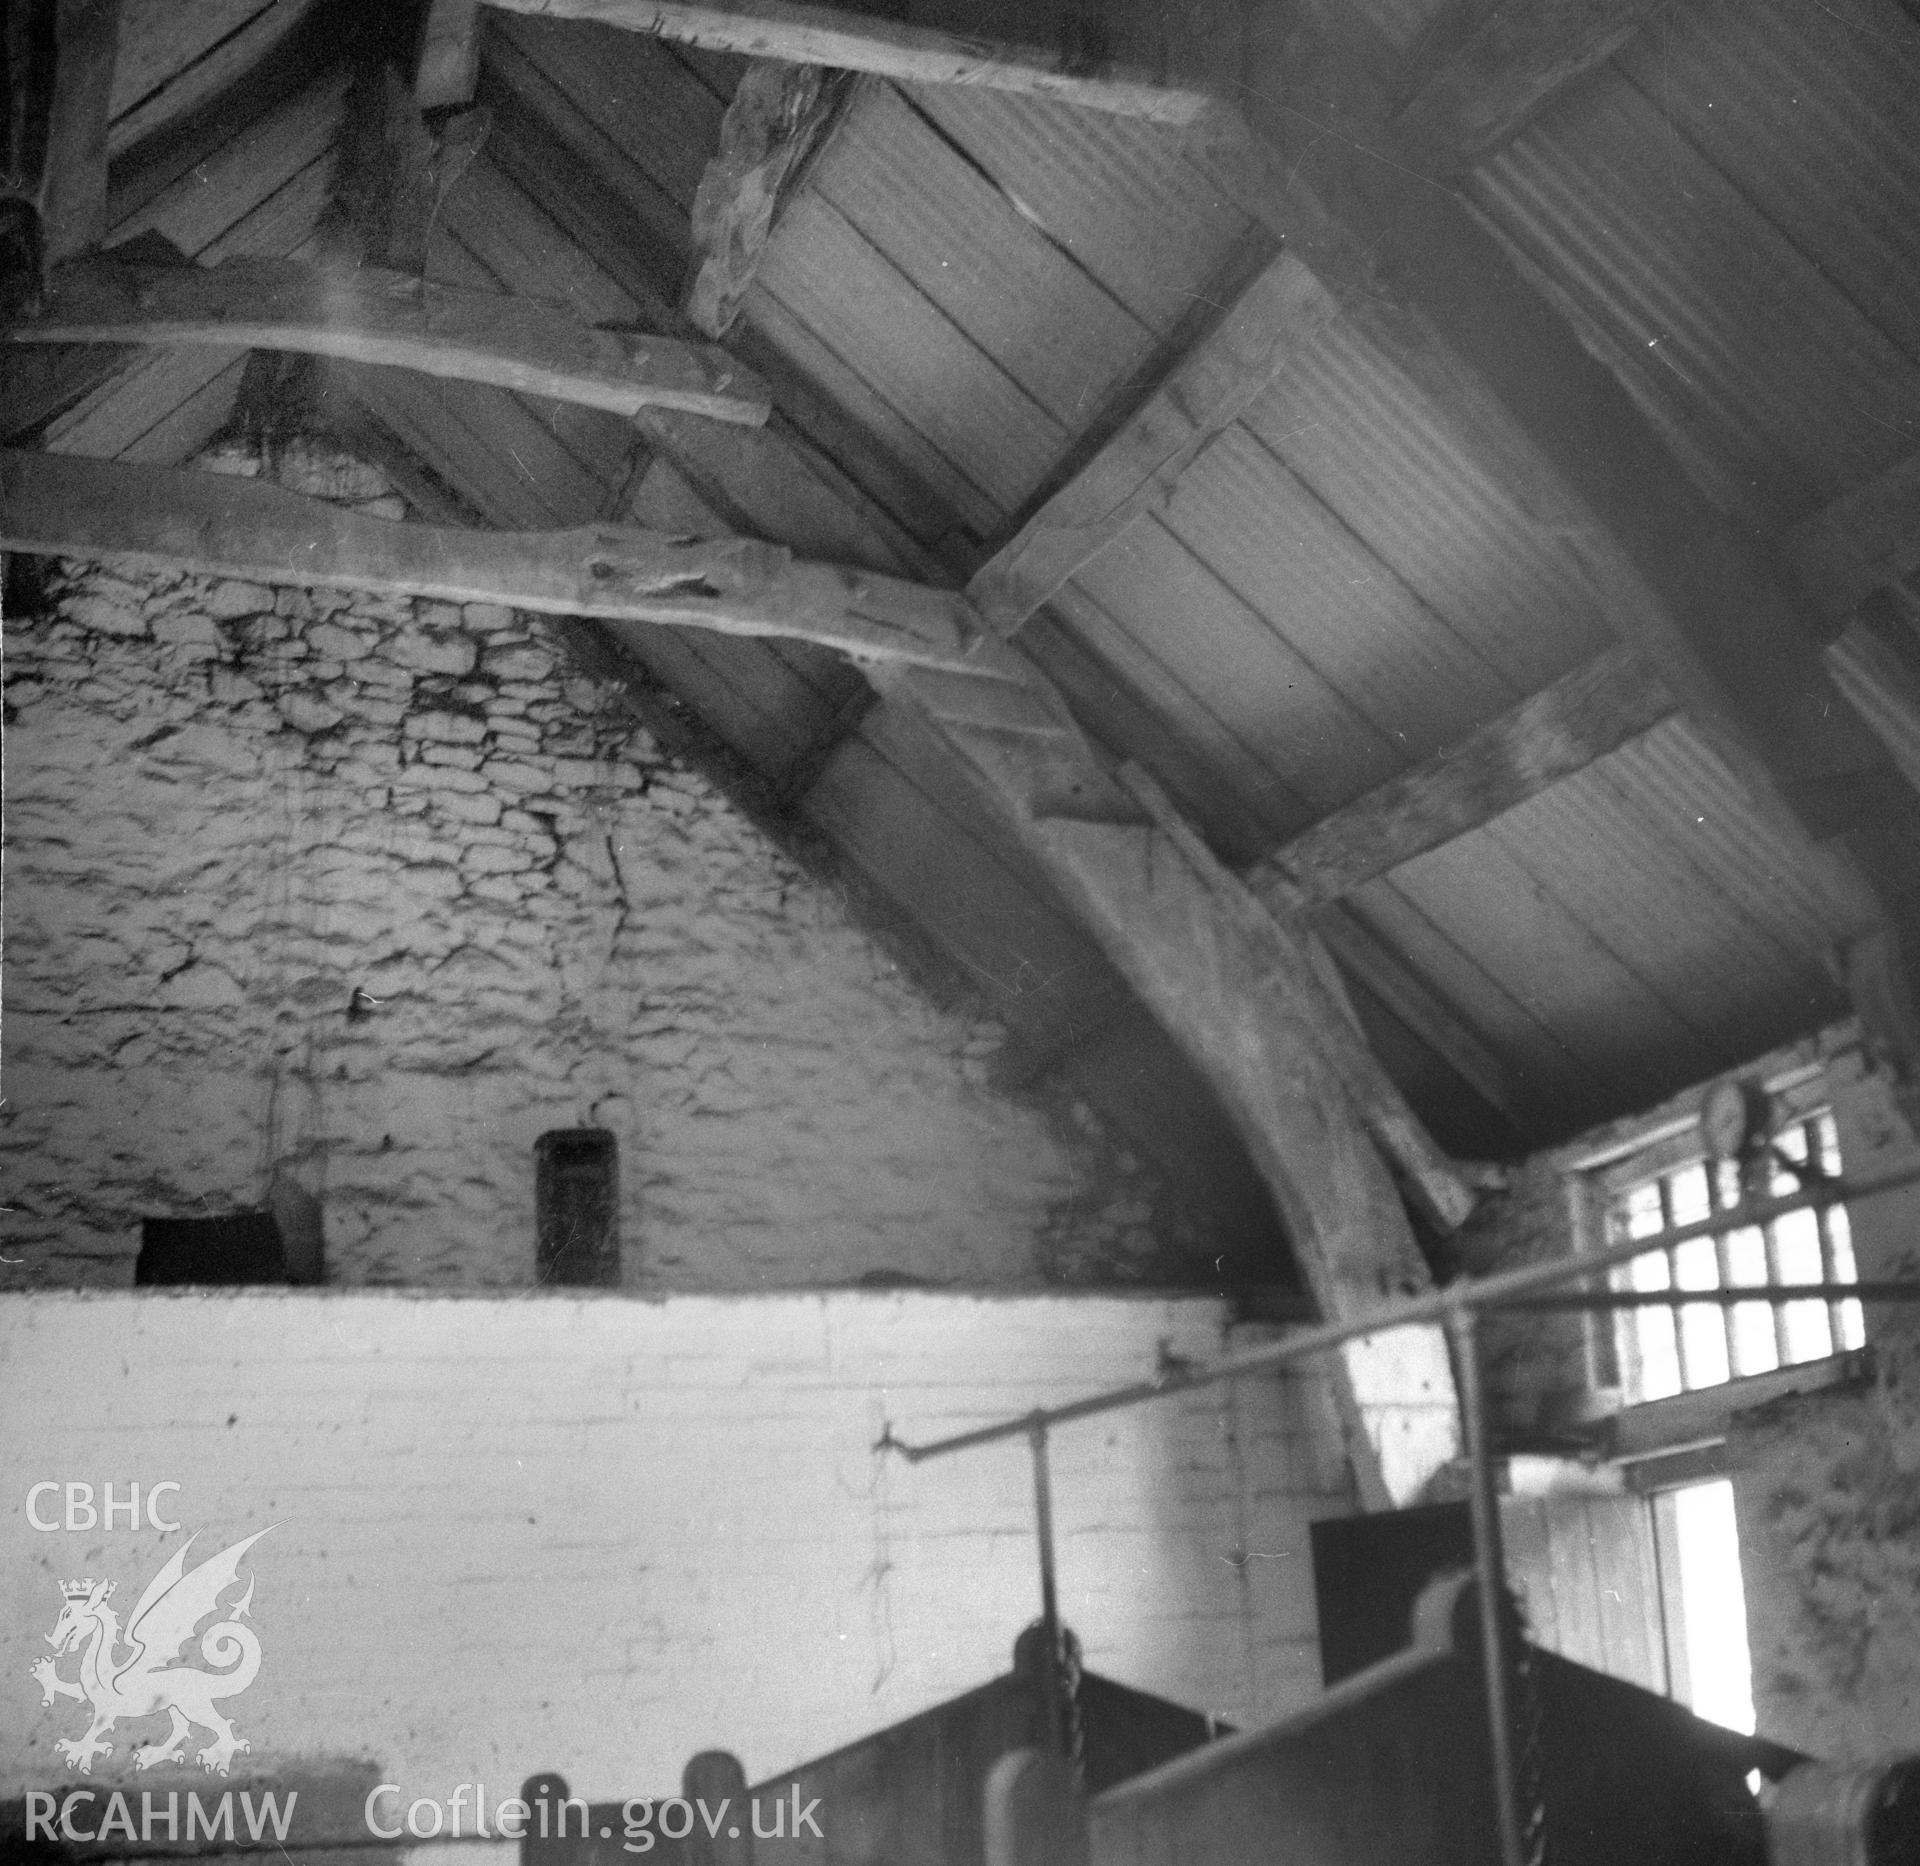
[136,1211,288,1285]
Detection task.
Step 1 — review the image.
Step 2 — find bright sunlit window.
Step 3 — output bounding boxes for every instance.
[1600,1105,1864,1404]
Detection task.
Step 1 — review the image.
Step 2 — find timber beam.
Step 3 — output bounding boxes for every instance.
[681,60,851,340]
[1191,39,1920,1064]
[0,448,1003,673]
[1826,607,1920,802]
[1788,448,1920,628]
[969,248,1342,634]
[1391,0,1668,175]
[473,0,1241,125]
[417,0,485,110]
[1248,646,1677,906]
[894,673,1465,1506]
[7,255,774,426]
[1,0,119,311]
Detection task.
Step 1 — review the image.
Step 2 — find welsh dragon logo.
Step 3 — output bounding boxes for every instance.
[29,1529,270,1776]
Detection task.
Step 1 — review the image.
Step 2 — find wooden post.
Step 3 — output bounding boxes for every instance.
[682,1753,752,1866]
[983,1749,1088,1866]
[417,0,484,110]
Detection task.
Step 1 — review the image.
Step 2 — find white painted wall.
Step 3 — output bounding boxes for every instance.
[3,1291,1352,1804]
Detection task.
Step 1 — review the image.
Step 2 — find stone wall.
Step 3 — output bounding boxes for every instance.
[0,449,1216,1293]
[1730,1045,1920,1760]
[1455,1025,1920,1759]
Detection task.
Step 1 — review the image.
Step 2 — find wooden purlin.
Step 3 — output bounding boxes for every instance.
[12,254,775,426]
[1788,447,1920,626]
[475,0,1238,125]
[1187,66,1920,1046]
[1391,0,1668,174]
[1310,903,1517,1126]
[1827,614,1920,802]
[967,249,1343,634]
[1249,647,1678,907]
[0,448,1003,674]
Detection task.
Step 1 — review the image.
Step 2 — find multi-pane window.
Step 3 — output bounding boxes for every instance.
[1602,1108,1864,1404]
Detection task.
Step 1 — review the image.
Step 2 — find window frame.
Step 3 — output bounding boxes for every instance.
[1570,1061,1866,1414]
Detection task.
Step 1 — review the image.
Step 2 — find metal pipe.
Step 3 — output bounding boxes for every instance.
[1028,1418,1066,1759]
[1450,1307,1527,1866]
[1497,1279,1916,1312]
[884,1160,1920,1464]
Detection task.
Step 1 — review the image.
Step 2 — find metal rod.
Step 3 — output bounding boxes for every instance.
[1028,1417,1066,1759]
[1658,1175,1692,1391]
[884,1160,1920,1464]
[1497,1280,1916,1312]
[1450,1307,1527,1866]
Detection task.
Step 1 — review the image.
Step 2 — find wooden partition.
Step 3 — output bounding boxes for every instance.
[521,1638,1220,1866]
[1081,1574,1797,1866]
[1088,1578,1495,1866]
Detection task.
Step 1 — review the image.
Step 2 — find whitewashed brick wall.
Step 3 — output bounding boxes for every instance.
[0,503,1205,1291]
[2,1291,1352,1802]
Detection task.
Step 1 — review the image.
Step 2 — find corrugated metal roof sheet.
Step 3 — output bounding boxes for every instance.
[1239,317,1613,693]
[761,190,1066,512]
[426,9,1906,1141]
[1159,422,1510,761]
[1071,515,1405,814]
[1344,714,1853,1126]
[1472,53,1920,526]
[1614,0,1920,368]
[903,86,1257,332]
[805,86,1159,429]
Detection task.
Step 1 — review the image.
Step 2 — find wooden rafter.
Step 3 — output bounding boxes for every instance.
[37,0,118,263]
[681,60,849,340]
[1788,447,1920,627]
[0,448,1004,673]
[1195,60,1920,1058]
[1826,610,1920,801]
[475,0,1241,125]
[2,0,119,308]
[1312,904,1516,1125]
[899,692,1464,1506]
[1248,646,1677,907]
[8,256,775,426]
[1115,761,1479,1237]
[1391,0,1668,174]
[417,0,485,110]
[968,251,1341,634]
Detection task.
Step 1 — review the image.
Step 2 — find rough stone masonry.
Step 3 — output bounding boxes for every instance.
[0,444,1211,1292]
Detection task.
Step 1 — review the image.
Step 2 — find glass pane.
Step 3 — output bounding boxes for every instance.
[1813,1111,1842,1177]
[1828,1203,1859,1282]
[1773,1209,1832,1361]
[1821,1194,1863,1355]
[1724,1226,1779,1376]
[1672,1231,1727,1388]
[1674,1234,1720,1289]
[1623,1180,1665,1239]
[1669,1162,1712,1226]
[1628,1246,1683,1401]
